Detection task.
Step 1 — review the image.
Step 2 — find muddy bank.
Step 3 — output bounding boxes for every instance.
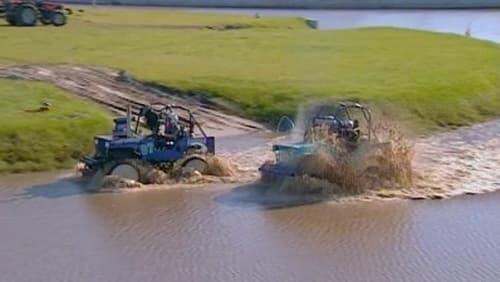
[0,64,265,137]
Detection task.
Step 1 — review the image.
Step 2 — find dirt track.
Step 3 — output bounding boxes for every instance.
[0,64,265,137]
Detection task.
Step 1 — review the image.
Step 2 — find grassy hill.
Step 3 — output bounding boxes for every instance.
[1,8,499,130]
[0,7,499,172]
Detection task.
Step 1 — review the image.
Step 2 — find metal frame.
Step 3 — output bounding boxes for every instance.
[312,102,373,142]
[133,103,209,139]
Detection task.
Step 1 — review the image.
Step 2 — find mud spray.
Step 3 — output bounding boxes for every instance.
[277,123,414,198]
[78,156,239,192]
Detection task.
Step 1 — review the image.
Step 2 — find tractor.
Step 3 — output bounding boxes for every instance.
[259,102,374,179]
[0,0,70,26]
[81,103,215,183]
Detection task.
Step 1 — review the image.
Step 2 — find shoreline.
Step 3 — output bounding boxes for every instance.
[2,118,499,206]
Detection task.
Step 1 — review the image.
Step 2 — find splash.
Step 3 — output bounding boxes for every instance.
[278,122,414,197]
[79,155,240,191]
[205,156,235,177]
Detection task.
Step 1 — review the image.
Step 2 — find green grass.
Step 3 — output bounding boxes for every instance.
[67,6,307,29]
[0,79,112,173]
[0,7,499,139]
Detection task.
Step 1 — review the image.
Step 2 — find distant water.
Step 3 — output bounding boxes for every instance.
[189,8,500,42]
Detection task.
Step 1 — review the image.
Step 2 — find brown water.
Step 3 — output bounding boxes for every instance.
[1,174,500,281]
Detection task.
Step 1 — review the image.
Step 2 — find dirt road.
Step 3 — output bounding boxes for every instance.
[0,64,265,137]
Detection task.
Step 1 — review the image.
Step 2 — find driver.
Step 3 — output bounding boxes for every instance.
[163,106,180,139]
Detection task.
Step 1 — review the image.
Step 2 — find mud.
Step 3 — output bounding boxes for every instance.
[0,64,265,137]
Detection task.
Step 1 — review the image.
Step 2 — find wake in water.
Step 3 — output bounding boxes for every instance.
[81,155,258,192]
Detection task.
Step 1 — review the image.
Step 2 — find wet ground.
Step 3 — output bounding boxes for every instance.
[1,119,499,281]
[0,65,264,137]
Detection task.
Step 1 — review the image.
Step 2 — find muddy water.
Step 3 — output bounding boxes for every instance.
[411,119,500,198]
[1,120,500,282]
[2,173,500,281]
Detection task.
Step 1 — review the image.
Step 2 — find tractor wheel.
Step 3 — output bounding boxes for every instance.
[15,6,37,27]
[181,157,208,174]
[6,16,16,26]
[103,159,152,183]
[51,11,66,26]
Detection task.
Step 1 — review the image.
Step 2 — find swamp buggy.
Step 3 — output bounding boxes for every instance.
[260,102,376,180]
[81,103,215,183]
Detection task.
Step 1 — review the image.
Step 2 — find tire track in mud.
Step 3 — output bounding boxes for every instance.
[0,64,265,137]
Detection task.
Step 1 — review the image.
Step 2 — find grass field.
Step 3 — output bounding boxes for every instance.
[0,79,112,173]
[0,8,499,172]
[1,7,499,132]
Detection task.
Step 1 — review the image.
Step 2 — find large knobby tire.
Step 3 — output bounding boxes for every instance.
[51,11,66,26]
[15,6,37,27]
[182,157,208,174]
[103,159,153,183]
